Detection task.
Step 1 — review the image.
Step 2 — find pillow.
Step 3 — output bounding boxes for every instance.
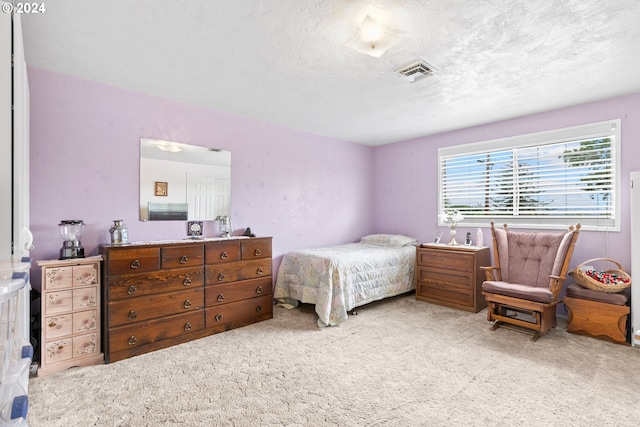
[360,234,417,247]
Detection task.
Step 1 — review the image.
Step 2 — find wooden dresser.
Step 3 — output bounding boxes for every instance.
[37,256,104,377]
[99,237,272,363]
[415,244,491,313]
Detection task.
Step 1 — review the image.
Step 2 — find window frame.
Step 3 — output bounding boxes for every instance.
[437,119,621,231]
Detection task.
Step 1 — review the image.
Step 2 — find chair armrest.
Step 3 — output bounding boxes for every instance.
[549,274,567,298]
[480,266,500,281]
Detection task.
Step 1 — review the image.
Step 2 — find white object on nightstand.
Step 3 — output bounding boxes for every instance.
[475,228,484,247]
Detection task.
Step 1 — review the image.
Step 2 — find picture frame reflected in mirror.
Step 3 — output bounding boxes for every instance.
[154,181,168,197]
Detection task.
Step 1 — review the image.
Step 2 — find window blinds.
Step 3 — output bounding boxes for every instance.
[438,120,620,230]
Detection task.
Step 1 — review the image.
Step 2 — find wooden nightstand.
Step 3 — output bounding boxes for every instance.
[415,244,491,313]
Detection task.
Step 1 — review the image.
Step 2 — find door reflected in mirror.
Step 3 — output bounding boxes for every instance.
[139,138,231,221]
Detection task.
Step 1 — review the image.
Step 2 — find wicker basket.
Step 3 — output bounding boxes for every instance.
[572,258,631,293]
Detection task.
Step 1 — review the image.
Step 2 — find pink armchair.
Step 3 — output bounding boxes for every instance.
[481,221,580,341]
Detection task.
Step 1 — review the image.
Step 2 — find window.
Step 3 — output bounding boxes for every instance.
[438,119,621,231]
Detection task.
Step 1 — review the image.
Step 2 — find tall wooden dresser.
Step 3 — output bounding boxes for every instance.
[415,244,490,313]
[37,256,104,377]
[99,237,272,363]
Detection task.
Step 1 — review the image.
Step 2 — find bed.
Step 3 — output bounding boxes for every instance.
[274,234,417,327]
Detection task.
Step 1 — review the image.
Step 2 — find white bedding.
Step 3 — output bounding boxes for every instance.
[274,242,416,327]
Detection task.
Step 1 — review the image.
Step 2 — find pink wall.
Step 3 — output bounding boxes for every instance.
[373,92,640,279]
[27,65,640,299]
[28,67,374,289]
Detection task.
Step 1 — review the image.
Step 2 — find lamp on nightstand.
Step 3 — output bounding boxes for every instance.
[439,210,464,246]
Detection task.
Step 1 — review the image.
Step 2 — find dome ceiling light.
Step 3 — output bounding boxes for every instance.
[345,13,401,58]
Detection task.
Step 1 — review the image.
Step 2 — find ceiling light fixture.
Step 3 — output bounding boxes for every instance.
[360,15,384,48]
[345,14,401,59]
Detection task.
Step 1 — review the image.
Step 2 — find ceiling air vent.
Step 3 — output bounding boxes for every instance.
[395,60,437,83]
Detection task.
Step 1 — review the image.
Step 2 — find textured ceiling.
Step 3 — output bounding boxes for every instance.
[19,0,640,146]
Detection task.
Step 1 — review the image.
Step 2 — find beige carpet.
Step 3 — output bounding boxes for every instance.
[27,294,640,426]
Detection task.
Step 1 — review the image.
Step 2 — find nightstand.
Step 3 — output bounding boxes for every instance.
[415,244,491,313]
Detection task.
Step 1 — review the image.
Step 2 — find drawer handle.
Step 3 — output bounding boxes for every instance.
[215,314,223,322]
[180,255,188,264]
[130,260,141,269]
[217,294,224,302]
[254,248,262,256]
[128,310,138,320]
[220,251,228,260]
[256,267,264,275]
[184,300,192,309]
[127,285,137,295]
[48,320,57,328]
[128,336,137,346]
[256,286,263,294]
[184,322,192,331]
[256,305,262,313]
[218,273,225,281]
[183,277,192,286]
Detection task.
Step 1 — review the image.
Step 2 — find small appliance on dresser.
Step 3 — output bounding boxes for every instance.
[36,256,104,377]
[57,220,86,259]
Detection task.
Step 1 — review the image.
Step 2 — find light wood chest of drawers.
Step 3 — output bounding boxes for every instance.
[415,244,490,313]
[100,237,273,363]
[37,256,104,377]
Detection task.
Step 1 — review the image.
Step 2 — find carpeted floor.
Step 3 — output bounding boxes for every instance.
[27,294,640,426]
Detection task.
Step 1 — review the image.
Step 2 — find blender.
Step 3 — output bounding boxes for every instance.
[58,220,85,259]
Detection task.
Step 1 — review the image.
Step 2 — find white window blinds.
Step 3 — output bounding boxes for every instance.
[438,120,620,230]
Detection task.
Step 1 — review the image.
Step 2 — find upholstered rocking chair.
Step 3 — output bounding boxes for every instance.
[481,221,580,341]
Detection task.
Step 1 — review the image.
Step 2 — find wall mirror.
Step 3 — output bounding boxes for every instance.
[139,138,231,221]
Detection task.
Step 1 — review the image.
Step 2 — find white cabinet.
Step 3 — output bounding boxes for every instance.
[0,7,31,424]
[0,3,30,264]
[1,1,31,344]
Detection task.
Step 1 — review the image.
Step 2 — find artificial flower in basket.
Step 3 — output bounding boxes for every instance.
[573,258,631,293]
[585,270,630,286]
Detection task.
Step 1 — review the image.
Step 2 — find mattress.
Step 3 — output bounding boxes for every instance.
[274,242,416,327]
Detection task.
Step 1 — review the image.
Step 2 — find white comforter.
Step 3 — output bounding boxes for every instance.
[274,243,416,327]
